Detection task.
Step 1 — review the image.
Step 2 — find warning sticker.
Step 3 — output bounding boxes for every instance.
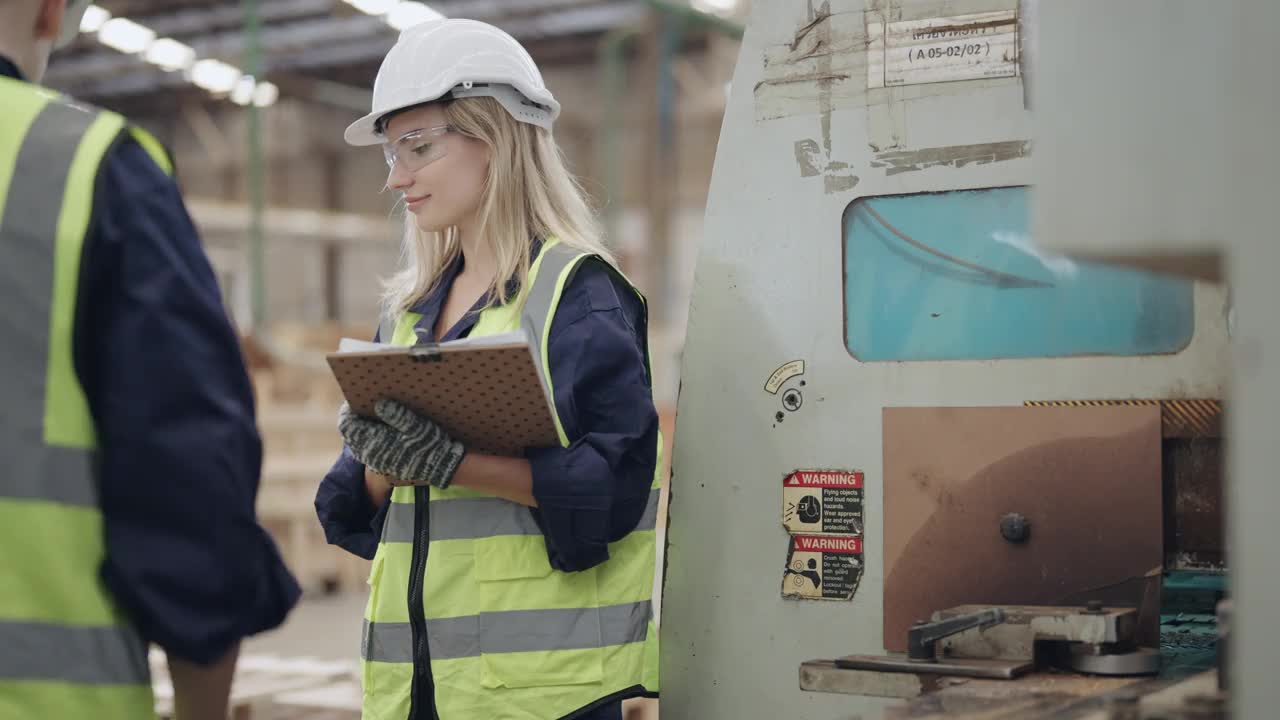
[765,360,805,395]
[783,535,864,601]
[782,470,865,535]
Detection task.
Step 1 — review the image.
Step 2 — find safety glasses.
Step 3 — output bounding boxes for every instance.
[383,125,454,174]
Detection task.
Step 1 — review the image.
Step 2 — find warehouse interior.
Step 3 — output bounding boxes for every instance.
[9,0,1277,718]
[36,0,747,716]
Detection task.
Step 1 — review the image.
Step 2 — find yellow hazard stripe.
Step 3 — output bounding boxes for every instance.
[1024,399,1223,438]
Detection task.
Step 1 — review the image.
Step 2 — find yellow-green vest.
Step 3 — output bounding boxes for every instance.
[0,76,171,719]
[361,240,662,720]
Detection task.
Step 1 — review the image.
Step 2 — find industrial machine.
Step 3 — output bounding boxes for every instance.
[662,1,1279,718]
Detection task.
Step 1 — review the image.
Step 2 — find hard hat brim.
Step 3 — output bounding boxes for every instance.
[344,111,386,147]
[343,84,559,146]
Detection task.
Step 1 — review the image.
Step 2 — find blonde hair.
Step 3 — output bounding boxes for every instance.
[382,97,614,319]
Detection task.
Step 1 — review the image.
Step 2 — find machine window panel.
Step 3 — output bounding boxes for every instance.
[842,186,1195,361]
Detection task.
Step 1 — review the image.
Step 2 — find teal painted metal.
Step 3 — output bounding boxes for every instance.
[844,187,1195,362]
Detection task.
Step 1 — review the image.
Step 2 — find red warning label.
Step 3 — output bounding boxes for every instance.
[783,534,864,601]
[784,471,864,488]
[794,535,863,554]
[783,469,865,535]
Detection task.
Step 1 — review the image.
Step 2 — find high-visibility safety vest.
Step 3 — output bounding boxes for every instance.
[361,240,662,720]
[0,76,172,719]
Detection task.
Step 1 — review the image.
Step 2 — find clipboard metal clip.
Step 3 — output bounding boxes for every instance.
[408,344,443,362]
[409,328,444,362]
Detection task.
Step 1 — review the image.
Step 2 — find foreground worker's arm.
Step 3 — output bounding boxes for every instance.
[168,644,238,720]
[74,141,301,676]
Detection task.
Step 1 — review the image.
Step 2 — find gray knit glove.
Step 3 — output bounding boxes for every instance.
[337,399,466,489]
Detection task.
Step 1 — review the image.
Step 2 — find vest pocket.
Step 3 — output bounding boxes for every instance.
[474,536,605,689]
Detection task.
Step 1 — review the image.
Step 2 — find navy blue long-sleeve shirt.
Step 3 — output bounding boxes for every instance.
[2,58,300,664]
[314,250,659,572]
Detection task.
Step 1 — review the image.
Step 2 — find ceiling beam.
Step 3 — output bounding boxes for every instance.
[47,0,617,89]
[54,1,648,101]
[265,1,646,74]
[47,13,388,87]
[133,0,334,39]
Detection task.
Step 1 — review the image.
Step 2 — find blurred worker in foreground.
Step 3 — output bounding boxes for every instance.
[315,18,661,720]
[0,1,300,718]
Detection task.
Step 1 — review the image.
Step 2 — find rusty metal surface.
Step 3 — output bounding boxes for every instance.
[877,673,1161,719]
[883,406,1164,653]
[869,141,1031,176]
[868,670,1222,720]
[834,655,1032,679]
[1164,439,1225,571]
[804,660,1222,717]
[800,660,936,700]
[1022,399,1224,439]
[1066,646,1162,676]
[936,606,1137,661]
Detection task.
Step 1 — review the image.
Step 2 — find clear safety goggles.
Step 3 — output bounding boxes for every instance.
[382,125,454,174]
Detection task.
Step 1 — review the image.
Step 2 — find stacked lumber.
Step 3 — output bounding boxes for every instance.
[245,324,370,595]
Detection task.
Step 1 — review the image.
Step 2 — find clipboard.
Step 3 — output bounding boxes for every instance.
[325,329,561,457]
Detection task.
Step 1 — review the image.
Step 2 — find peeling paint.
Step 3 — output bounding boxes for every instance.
[778,4,860,195]
[811,0,835,155]
[810,0,859,195]
[825,174,860,193]
[755,0,1024,122]
[793,137,860,192]
[870,139,1030,175]
[754,70,852,92]
[754,8,867,122]
[789,11,830,53]
[793,139,822,177]
[867,88,907,152]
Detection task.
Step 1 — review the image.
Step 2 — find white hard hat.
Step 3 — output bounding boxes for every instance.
[57,0,93,48]
[344,18,560,146]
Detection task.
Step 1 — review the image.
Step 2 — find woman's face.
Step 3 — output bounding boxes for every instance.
[383,104,490,233]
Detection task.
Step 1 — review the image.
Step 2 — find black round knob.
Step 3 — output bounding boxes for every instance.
[999,513,1030,543]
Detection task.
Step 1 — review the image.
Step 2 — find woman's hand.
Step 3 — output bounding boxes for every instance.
[338,399,467,490]
[364,467,394,508]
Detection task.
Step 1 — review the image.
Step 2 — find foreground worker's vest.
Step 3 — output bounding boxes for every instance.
[361,240,662,720]
[0,77,171,719]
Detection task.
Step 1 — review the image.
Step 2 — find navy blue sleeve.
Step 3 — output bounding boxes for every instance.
[75,138,300,665]
[526,259,659,572]
[314,327,390,561]
[315,447,390,560]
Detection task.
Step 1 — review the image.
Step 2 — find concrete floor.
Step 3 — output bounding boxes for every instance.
[246,591,368,661]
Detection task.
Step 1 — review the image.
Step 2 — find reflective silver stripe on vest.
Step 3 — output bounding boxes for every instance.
[362,600,652,663]
[520,243,582,390]
[0,436,97,506]
[0,620,149,685]
[0,98,101,508]
[377,312,396,345]
[382,487,661,545]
